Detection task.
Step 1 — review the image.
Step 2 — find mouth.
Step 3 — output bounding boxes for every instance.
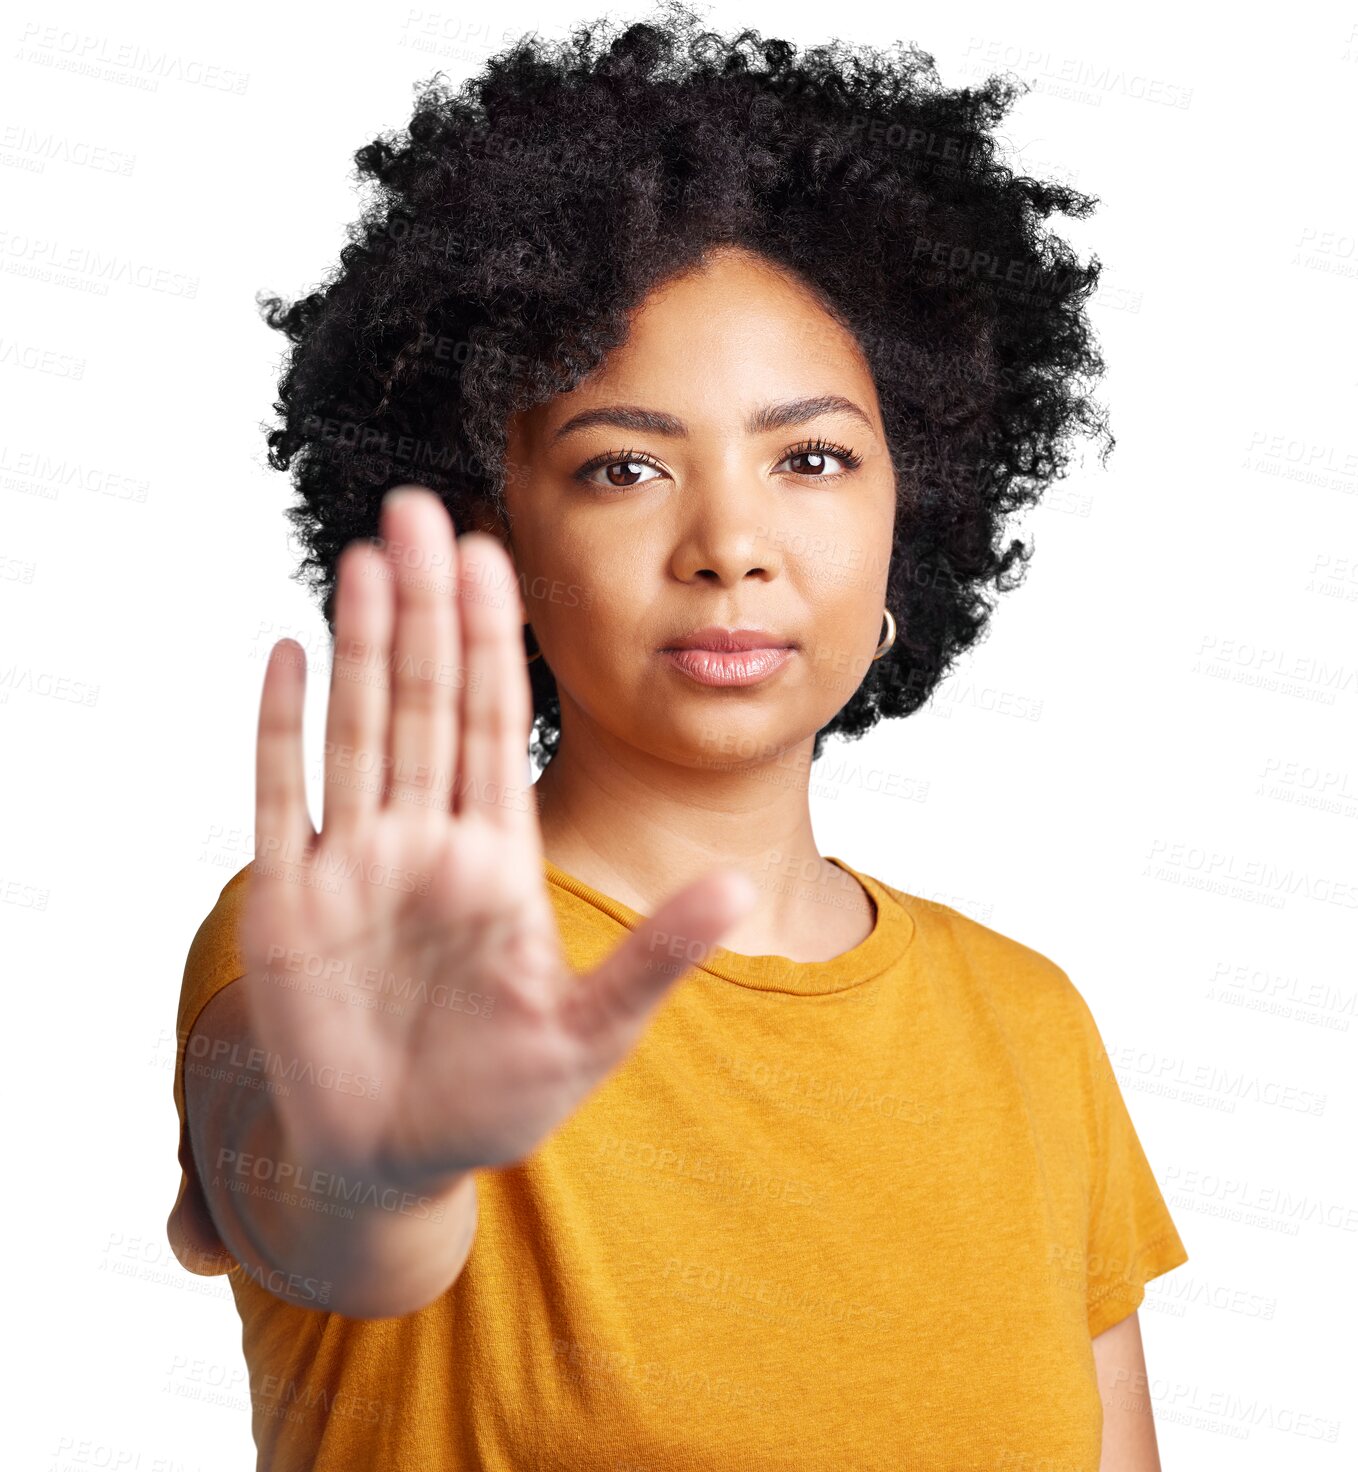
[660,646,795,686]
[658,627,796,688]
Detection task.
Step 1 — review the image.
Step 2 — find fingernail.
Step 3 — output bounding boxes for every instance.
[382,485,425,511]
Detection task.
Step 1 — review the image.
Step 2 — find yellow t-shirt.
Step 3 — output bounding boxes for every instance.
[168,856,1187,1471]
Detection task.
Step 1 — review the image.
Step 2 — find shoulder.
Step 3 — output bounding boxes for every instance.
[182,862,255,995]
[872,874,1102,1053]
[192,858,254,932]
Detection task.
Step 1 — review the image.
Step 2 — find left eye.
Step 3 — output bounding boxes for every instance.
[777,448,852,477]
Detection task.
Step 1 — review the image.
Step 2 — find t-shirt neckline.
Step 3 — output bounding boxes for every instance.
[541,854,915,996]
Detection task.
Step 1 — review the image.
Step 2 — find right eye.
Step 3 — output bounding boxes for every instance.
[574,450,667,492]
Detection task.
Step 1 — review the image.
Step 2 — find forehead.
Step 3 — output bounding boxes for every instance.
[626,247,857,350]
[512,248,877,445]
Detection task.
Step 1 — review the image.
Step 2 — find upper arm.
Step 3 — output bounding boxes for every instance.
[1092,1311,1162,1472]
[1063,981,1188,1335]
[177,972,271,1276]
[167,865,255,1276]
[183,976,254,1195]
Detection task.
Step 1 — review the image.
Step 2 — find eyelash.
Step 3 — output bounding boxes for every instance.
[573,436,864,491]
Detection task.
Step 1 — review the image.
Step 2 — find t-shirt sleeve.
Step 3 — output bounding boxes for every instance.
[166,862,255,1276]
[1071,987,1189,1337]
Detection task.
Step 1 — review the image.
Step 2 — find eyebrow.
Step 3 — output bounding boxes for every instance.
[549,393,875,444]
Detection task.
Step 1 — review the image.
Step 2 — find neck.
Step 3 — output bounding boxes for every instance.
[529,710,868,957]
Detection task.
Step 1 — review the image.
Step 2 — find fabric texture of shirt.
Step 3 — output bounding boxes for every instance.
[168,855,1188,1471]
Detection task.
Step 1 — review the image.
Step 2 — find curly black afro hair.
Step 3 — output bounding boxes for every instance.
[259,0,1113,770]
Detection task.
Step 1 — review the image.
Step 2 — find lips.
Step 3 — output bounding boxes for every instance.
[657,626,797,687]
[661,625,794,653]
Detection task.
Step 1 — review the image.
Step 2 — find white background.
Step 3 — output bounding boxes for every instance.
[3,0,1355,1466]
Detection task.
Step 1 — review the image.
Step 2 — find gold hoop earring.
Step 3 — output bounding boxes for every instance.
[871,607,896,661]
[524,624,542,664]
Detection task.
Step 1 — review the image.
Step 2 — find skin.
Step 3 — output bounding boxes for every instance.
[481,243,1164,1468]
[494,244,895,960]
[1093,1313,1163,1470]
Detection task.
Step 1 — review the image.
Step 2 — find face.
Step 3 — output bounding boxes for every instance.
[497,245,897,773]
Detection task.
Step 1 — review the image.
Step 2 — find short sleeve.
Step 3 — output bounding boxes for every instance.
[1072,989,1189,1337]
[166,862,254,1276]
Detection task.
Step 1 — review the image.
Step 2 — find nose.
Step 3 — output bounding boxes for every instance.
[668,477,783,586]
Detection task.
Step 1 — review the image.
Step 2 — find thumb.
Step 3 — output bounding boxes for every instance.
[560,868,759,1065]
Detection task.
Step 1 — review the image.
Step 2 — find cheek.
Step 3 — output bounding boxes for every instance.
[526,531,649,668]
[786,548,888,704]
[811,502,891,589]
[513,516,598,628]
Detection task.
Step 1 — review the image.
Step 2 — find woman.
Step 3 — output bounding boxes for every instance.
[169,7,1187,1468]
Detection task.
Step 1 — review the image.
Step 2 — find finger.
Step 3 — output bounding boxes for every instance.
[559,870,759,1065]
[321,538,394,842]
[255,638,314,881]
[381,486,461,817]
[454,532,534,829]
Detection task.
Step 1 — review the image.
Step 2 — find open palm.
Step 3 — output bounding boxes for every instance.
[238,485,756,1196]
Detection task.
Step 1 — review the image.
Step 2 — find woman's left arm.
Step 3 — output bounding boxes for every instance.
[1092,1311,1162,1471]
